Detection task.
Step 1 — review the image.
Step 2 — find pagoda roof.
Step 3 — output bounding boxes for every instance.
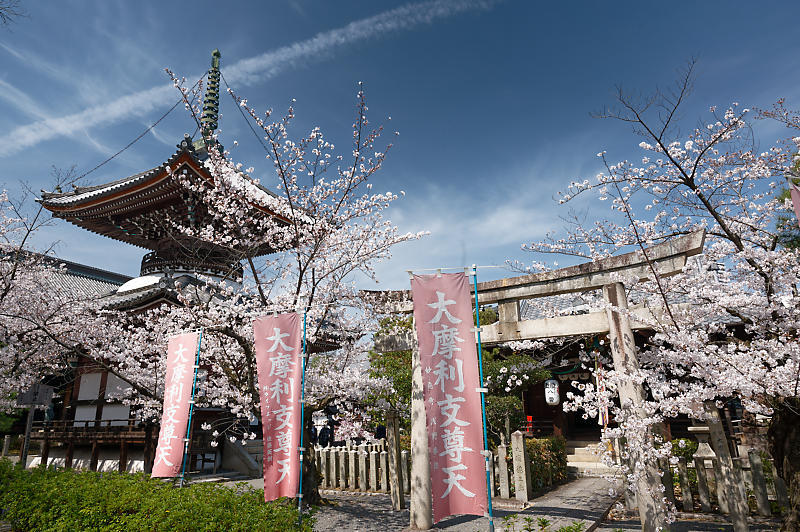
[38,137,290,256]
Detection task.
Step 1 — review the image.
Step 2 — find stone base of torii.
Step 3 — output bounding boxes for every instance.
[366,231,749,531]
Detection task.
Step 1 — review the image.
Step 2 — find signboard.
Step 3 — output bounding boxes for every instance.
[16,383,54,406]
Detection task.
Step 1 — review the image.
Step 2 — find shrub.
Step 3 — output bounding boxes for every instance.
[670,438,698,461]
[524,435,568,490]
[0,459,312,531]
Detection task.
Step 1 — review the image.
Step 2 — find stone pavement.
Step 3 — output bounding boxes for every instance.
[597,515,781,531]
[301,477,619,532]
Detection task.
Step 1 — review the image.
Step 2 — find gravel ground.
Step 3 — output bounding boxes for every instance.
[597,516,781,531]
[312,478,619,532]
[312,492,408,532]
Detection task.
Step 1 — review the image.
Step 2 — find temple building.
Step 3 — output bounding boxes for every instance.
[38,50,290,312]
[28,50,280,476]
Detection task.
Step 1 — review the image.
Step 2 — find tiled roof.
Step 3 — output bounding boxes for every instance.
[31,254,131,298]
[100,285,177,310]
[38,139,198,208]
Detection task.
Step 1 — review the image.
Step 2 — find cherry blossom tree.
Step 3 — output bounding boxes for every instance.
[82,76,424,502]
[0,171,113,411]
[523,63,800,529]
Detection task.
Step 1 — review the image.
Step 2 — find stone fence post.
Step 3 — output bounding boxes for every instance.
[511,430,532,502]
[369,450,379,491]
[689,425,714,513]
[747,449,771,517]
[496,443,511,499]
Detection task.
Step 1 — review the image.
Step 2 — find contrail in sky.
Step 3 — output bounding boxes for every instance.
[0,0,498,158]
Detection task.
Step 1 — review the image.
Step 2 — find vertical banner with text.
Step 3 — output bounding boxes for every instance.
[253,313,303,501]
[411,272,487,523]
[152,332,200,478]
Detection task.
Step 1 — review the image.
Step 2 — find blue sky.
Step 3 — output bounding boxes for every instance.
[2,0,800,289]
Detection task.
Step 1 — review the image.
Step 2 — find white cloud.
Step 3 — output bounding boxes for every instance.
[0,0,499,158]
[0,78,49,120]
[366,162,571,290]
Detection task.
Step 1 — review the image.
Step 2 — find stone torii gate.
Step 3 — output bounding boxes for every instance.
[369,230,705,531]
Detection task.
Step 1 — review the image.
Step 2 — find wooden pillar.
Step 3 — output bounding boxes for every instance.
[119,441,128,473]
[41,439,50,468]
[143,424,154,474]
[602,282,668,530]
[408,323,433,529]
[89,440,99,471]
[65,441,74,469]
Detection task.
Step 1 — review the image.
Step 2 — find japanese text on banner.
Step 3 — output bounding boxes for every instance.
[253,313,303,502]
[411,273,487,523]
[152,333,199,478]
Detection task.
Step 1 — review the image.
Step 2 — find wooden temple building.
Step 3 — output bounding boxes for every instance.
[27,50,286,476]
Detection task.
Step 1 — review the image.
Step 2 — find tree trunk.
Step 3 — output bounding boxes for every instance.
[768,397,800,532]
[301,416,321,506]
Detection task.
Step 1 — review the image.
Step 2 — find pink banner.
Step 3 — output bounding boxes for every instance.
[152,332,199,478]
[253,313,303,501]
[411,273,487,523]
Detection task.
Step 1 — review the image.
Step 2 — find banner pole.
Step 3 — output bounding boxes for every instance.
[179,329,203,488]
[471,266,495,532]
[297,310,309,527]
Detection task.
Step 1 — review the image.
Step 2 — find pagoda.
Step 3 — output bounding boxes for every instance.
[39,50,288,310]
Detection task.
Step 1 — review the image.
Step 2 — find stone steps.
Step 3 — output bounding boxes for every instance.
[566,461,619,477]
[190,470,251,483]
[566,440,619,478]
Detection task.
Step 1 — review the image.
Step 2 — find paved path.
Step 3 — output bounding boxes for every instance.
[597,515,781,531]
[305,477,618,532]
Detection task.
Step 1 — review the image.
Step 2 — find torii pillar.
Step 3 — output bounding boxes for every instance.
[603,282,668,530]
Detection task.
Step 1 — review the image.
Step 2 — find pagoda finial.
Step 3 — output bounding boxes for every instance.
[200,49,221,138]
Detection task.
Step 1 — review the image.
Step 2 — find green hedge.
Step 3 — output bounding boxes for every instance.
[0,459,312,531]
[524,436,568,491]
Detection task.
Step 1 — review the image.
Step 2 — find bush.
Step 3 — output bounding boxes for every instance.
[0,459,312,531]
[670,438,698,462]
[524,435,568,491]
